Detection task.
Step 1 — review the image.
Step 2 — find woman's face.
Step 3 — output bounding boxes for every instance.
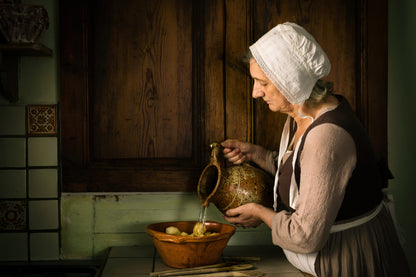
[249,59,293,114]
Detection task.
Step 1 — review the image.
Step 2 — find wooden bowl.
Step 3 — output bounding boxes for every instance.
[146,221,236,268]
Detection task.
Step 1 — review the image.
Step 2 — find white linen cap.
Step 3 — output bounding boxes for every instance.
[249,22,331,105]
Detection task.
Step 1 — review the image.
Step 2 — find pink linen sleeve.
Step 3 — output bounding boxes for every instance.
[264,150,279,175]
[271,123,357,253]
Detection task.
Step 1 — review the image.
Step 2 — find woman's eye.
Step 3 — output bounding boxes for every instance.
[252,80,267,87]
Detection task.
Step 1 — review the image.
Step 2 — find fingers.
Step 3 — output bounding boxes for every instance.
[224,215,239,225]
[225,207,241,217]
[224,207,241,223]
[224,214,246,228]
[221,139,242,149]
[224,208,261,228]
[222,140,247,164]
[223,148,246,164]
[221,139,255,164]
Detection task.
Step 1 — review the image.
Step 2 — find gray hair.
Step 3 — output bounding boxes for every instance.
[306,80,334,105]
[242,49,253,64]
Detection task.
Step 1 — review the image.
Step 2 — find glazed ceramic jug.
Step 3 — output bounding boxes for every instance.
[197,142,274,214]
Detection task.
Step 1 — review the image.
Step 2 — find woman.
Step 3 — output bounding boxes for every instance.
[221,22,410,276]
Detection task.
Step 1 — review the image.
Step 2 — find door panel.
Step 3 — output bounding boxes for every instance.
[93,0,193,159]
[60,0,387,192]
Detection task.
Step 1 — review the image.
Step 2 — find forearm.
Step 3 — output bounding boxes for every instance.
[255,204,276,228]
[250,145,276,174]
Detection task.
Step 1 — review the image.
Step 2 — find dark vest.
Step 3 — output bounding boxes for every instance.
[278,95,383,221]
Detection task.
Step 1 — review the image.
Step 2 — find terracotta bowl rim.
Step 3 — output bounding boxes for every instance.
[146,220,236,244]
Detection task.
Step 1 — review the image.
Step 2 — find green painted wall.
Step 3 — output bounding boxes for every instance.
[388,0,416,275]
[61,193,272,259]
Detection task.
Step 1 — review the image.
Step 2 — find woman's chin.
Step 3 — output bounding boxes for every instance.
[268,105,278,112]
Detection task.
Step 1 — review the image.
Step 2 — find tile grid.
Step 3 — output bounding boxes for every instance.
[25,114,29,262]
[27,104,60,261]
[0,104,60,262]
[0,105,27,261]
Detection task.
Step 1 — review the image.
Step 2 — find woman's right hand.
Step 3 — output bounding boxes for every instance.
[221,139,257,165]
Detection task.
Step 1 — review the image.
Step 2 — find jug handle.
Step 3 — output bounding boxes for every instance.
[210,142,248,167]
[209,142,221,162]
[209,142,223,165]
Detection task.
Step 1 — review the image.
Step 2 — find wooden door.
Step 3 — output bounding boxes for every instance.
[60,0,387,192]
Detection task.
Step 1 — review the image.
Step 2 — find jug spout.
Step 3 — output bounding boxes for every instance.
[201,199,210,207]
[197,163,221,207]
[197,142,223,207]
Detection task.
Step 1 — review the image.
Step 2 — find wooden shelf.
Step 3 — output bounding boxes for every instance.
[0,43,52,56]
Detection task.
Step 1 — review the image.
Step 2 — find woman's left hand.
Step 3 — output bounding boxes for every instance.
[224,203,265,228]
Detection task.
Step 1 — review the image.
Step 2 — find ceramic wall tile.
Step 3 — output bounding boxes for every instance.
[30,232,60,260]
[0,170,26,198]
[28,169,58,198]
[0,106,26,135]
[27,137,58,166]
[0,138,26,167]
[0,200,27,231]
[0,233,28,261]
[29,200,59,230]
[27,105,57,135]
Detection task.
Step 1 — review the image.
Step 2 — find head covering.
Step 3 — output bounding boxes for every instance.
[249,22,331,105]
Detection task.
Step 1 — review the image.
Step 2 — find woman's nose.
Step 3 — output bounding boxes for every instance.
[252,83,264,98]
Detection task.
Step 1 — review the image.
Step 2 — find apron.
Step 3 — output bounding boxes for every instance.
[273,115,385,277]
